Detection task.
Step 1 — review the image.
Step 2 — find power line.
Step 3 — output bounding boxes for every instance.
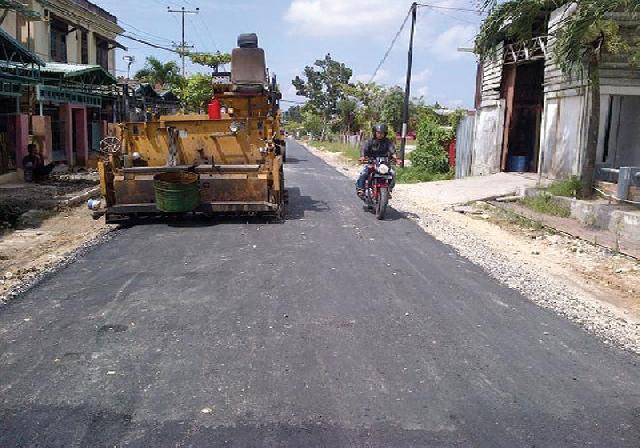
[416,3,482,13]
[121,34,181,54]
[368,5,413,83]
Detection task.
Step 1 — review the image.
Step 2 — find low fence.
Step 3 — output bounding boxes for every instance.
[340,134,362,148]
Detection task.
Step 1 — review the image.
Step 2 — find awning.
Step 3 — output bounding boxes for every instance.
[41,62,116,85]
[0,26,45,66]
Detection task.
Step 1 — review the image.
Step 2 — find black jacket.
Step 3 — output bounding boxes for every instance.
[361,137,396,158]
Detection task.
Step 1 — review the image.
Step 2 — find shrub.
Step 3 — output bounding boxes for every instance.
[547,176,582,198]
[409,115,451,174]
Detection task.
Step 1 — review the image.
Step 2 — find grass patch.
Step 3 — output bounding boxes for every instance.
[547,176,582,198]
[309,140,360,161]
[521,195,571,218]
[477,203,544,231]
[395,166,454,184]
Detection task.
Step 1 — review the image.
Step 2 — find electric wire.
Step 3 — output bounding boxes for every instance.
[368,5,413,83]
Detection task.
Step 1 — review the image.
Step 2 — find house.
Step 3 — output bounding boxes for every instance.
[0,0,125,181]
[464,3,640,182]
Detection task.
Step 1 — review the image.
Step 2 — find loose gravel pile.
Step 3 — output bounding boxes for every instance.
[394,196,640,354]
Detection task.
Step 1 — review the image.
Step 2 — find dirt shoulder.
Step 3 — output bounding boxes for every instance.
[0,205,113,303]
[300,139,640,353]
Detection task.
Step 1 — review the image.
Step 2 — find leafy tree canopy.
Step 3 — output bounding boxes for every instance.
[292,54,353,120]
[134,56,182,89]
[187,52,232,70]
[178,73,214,113]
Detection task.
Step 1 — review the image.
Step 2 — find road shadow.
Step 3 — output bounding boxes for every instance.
[286,186,330,220]
[0,405,469,448]
[284,156,307,164]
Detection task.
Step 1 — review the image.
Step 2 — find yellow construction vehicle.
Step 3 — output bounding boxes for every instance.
[93,34,286,224]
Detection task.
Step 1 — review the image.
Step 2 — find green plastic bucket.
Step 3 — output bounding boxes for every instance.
[153,171,200,213]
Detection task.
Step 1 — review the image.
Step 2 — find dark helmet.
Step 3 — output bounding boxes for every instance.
[373,123,388,136]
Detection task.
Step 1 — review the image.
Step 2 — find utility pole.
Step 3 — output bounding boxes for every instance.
[400,2,417,168]
[167,6,199,77]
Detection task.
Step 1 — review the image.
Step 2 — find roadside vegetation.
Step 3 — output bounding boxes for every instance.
[547,176,583,198]
[521,195,572,218]
[289,54,465,185]
[133,52,232,112]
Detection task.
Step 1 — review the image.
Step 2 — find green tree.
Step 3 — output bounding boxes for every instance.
[381,86,405,133]
[410,114,451,174]
[178,74,213,112]
[292,54,353,139]
[337,98,358,133]
[344,81,386,133]
[134,56,182,90]
[187,52,232,71]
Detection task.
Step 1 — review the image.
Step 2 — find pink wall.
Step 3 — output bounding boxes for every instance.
[59,104,88,166]
[10,113,29,169]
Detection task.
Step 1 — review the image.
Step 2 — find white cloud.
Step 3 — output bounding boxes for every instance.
[284,0,404,37]
[415,85,429,99]
[430,25,477,61]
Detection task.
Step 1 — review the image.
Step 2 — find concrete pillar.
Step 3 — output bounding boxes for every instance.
[59,103,73,164]
[10,113,29,169]
[73,106,88,165]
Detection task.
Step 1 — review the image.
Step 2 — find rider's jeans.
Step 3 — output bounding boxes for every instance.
[356,166,395,190]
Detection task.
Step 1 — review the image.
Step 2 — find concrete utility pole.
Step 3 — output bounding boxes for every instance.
[400,2,417,168]
[167,6,199,77]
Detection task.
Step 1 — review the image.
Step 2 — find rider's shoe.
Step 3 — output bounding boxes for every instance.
[356,188,365,199]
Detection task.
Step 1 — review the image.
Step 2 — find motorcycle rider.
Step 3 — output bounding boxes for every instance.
[356,123,397,199]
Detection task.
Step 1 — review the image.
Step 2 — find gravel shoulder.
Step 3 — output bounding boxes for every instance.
[0,205,114,304]
[301,140,640,353]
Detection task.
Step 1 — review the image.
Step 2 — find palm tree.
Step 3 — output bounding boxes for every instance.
[134,57,182,90]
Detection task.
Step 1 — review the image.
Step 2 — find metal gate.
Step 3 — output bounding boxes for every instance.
[455,114,475,178]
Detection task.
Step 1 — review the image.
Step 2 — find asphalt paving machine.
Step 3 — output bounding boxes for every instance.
[93,34,286,223]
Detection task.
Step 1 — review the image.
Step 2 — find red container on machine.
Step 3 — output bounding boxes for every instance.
[208,98,221,120]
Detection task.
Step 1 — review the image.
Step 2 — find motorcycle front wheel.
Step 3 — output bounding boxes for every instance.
[375,187,388,220]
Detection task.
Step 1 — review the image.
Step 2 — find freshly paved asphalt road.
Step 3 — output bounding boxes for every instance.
[1,140,639,447]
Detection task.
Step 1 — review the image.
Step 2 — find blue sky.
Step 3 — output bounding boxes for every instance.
[95,0,483,109]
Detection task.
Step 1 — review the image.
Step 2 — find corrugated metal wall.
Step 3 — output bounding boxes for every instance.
[455,114,476,178]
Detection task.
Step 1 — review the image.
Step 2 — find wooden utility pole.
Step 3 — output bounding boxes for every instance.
[400,2,417,168]
[167,6,199,77]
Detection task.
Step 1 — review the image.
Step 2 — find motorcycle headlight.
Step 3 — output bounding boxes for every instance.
[377,163,390,175]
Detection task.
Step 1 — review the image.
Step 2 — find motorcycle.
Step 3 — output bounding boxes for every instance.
[361,156,394,220]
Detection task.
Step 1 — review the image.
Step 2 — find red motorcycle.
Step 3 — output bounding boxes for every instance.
[361,156,395,220]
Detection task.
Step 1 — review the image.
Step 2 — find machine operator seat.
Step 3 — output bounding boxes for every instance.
[231,34,267,94]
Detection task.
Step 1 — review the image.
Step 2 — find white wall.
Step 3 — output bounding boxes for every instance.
[540,93,586,179]
[471,101,504,176]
